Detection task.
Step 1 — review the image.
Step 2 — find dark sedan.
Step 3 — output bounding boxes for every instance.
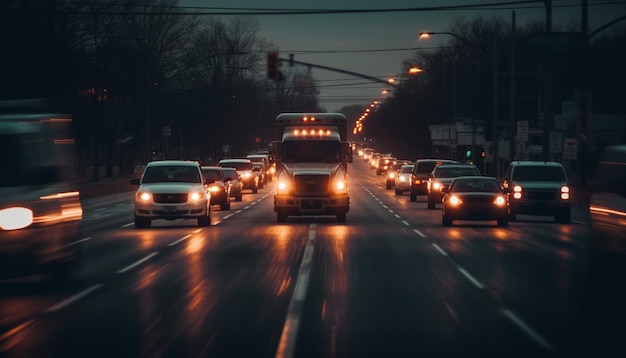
[441,176,509,227]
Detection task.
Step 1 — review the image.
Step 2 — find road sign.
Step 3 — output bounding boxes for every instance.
[517,120,528,142]
[563,137,577,160]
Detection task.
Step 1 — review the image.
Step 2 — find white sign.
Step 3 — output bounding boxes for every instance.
[563,137,577,160]
[517,120,529,142]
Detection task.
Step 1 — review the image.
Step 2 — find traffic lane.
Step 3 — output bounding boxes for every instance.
[352,173,615,354]
[293,184,549,357]
[0,191,274,346]
[0,192,307,357]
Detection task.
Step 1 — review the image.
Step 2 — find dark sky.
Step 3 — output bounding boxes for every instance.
[182,1,625,111]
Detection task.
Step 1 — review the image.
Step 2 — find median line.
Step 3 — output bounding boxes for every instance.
[168,234,192,247]
[457,267,484,289]
[45,284,103,313]
[501,309,553,350]
[117,252,159,274]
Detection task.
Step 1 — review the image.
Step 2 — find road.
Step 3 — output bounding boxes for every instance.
[1,159,624,358]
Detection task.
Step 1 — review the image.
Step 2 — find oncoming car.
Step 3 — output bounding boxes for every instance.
[131,160,213,228]
[441,176,509,227]
[502,161,571,223]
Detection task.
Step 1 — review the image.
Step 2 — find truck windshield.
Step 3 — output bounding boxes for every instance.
[282,140,341,163]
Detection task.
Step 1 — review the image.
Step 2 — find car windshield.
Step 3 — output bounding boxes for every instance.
[282,140,341,163]
[400,166,414,173]
[202,169,222,181]
[415,161,440,174]
[435,166,479,178]
[512,166,567,181]
[142,166,201,183]
[451,179,502,193]
[220,161,252,171]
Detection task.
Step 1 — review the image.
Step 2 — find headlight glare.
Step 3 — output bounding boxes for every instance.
[138,191,152,201]
[0,207,34,230]
[449,196,462,205]
[494,196,506,206]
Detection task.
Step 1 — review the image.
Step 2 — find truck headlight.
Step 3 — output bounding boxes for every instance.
[333,179,347,194]
[560,186,570,200]
[137,191,152,201]
[0,207,34,230]
[276,180,290,194]
[513,185,523,199]
[189,191,206,201]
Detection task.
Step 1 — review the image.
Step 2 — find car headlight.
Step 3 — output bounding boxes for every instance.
[209,185,221,193]
[137,191,152,201]
[449,196,462,206]
[512,185,523,199]
[334,179,347,194]
[0,207,34,230]
[560,186,570,200]
[399,176,407,182]
[189,191,206,201]
[388,172,396,179]
[276,179,290,194]
[494,196,506,206]
[433,182,442,190]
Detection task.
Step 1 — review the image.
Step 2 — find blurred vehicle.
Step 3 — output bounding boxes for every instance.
[589,145,626,253]
[201,166,231,210]
[394,164,414,195]
[130,160,212,228]
[386,160,412,189]
[251,162,266,189]
[369,153,381,169]
[0,104,82,280]
[247,154,272,182]
[502,161,571,223]
[376,156,395,175]
[220,167,243,202]
[410,159,456,201]
[218,158,258,193]
[427,163,481,209]
[441,176,509,227]
[362,148,374,161]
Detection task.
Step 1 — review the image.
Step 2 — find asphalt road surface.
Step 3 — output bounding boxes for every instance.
[1,159,624,358]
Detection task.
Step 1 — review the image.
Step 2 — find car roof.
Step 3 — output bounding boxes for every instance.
[436,163,478,168]
[509,161,564,167]
[219,158,251,163]
[452,175,496,181]
[147,160,200,167]
[415,158,456,163]
[200,166,222,170]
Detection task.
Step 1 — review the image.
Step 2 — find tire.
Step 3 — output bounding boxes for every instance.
[395,189,402,196]
[252,186,258,194]
[555,208,571,224]
[135,216,150,228]
[386,183,392,190]
[442,213,453,226]
[277,211,288,222]
[220,200,230,210]
[198,213,210,227]
[258,181,264,189]
[410,190,417,202]
[509,212,517,221]
[497,218,509,227]
[427,195,436,209]
[236,194,242,202]
[336,212,347,223]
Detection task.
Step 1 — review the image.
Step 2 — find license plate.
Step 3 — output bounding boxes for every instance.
[163,206,177,213]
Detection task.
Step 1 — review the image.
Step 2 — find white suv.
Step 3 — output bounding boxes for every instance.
[131,161,212,228]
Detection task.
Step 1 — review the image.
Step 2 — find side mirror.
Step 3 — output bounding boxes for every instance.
[130,178,140,185]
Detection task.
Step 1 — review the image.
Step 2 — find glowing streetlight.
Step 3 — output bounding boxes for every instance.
[408,67,423,75]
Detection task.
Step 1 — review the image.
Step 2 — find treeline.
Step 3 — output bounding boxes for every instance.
[364,15,626,159]
[1,0,322,178]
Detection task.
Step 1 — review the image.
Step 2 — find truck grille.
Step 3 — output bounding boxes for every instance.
[294,174,329,196]
[153,193,188,203]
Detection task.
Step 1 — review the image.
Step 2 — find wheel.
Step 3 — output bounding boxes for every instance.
[509,212,517,221]
[497,218,509,227]
[135,216,151,228]
[376,170,381,175]
[220,200,230,210]
[427,195,436,209]
[258,181,264,189]
[386,183,392,190]
[236,194,242,202]
[442,213,453,226]
[252,186,258,194]
[336,212,346,223]
[410,190,417,202]
[395,189,402,196]
[277,211,288,222]
[555,208,571,224]
[198,213,210,227]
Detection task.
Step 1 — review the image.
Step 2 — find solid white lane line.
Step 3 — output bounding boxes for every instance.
[45,284,103,313]
[413,229,426,238]
[168,234,192,247]
[122,222,134,228]
[69,237,92,246]
[116,252,158,274]
[501,309,553,350]
[457,267,485,289]
[402,220,410,226]
[432,243,448,256]
[276,226,316,358]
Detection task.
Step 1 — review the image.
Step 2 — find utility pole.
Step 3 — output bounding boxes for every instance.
[542,0,553,162]
[510,11,517,164]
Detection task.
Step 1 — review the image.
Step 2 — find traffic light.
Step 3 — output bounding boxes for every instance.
[267,51,280,80]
